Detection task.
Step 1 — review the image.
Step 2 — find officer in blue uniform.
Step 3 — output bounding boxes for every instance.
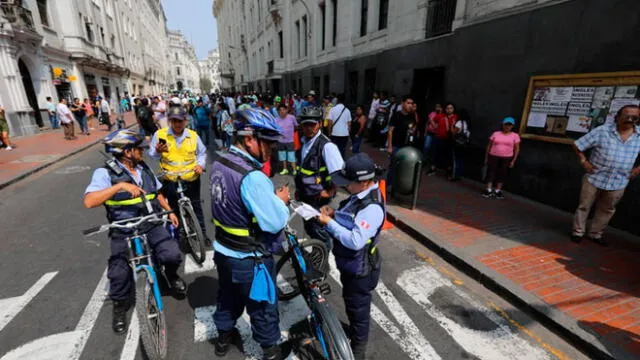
[83,130,186,334]
[210,108,290,360]
[295,106,344,249]
[316,153,385,360]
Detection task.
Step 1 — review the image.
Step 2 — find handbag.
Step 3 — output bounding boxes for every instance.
[454,120,470,146]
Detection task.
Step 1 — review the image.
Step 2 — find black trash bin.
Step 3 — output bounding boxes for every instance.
[390,146,423,209]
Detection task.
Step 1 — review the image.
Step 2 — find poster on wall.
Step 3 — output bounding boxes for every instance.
[566,115,592,133]
[549,87,573,102]
[614,86,638,99]
[570,87,596,102]
[566,102,592,116]
[530,100,569,115]
[527,112,547,128]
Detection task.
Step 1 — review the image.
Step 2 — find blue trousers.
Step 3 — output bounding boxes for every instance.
[108,225,182,301]
[340,266,381,345]
[49,114,59,129]
[213,252,280,347]
[197,126,211,146]
[351,135,363,154]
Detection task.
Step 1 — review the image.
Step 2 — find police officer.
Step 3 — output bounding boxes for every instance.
[316,153,385,360]
[295,106,344,249]
[83,130,186,334]
[210,108,290,360]
[148,107,210,245]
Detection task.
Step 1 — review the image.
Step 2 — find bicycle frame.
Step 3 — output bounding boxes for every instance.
[128,232,164,312]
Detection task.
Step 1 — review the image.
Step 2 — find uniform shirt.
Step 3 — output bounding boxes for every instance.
[213,146,290,259]
[328,104,351,137]
[84,160,163,194]
[575,123,640,191]
[326,183,384,251]
[148,128,208,168]
[300,131,344,173]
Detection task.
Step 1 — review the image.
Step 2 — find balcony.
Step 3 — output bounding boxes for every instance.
[425,0,456,38]
[1,3,38,36]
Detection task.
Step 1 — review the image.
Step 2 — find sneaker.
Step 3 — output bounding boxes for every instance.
[481,189,494,198]
[494,190,504,200]
[292,170,297,176]
[279,169,289,175]
[5,146,12,151]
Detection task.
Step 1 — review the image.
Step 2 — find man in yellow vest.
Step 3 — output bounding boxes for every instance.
[149,107,209,244]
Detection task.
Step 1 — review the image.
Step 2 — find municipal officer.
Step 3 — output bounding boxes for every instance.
[210,108,290,360]
[316,153,385,360]
[295,106,344,249]
[83,130,186,334]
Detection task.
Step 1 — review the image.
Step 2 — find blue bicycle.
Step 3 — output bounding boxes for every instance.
[275,203,355,360]
[83,210,173,360]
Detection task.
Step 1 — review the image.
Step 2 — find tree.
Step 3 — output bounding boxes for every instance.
[199,78,213,93]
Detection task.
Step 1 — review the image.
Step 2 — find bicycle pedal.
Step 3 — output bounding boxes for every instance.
[319,283,331,295]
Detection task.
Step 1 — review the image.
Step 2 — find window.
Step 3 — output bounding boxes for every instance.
[100,27,105,45]
[37,0,49,27]
[378,0,389,30]
[176,67,181,76]
[320,4,326,50]
[175,52,179,61]
[85,22,94,43]
[110,34,115,49]
[425,0,456,38]
[302,16,308,57]
[331,0,337,46]
[278,31,284,58]
[360,0,367,37]
[295,20,300,58]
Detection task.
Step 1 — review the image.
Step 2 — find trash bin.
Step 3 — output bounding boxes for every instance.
[390,146,423,209]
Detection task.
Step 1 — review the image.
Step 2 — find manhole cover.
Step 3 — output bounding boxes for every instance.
[10,154,62,163]
[55,165,92,174]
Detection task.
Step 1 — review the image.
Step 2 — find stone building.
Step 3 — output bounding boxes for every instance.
[167,30,201,93]
[200,49,221,93]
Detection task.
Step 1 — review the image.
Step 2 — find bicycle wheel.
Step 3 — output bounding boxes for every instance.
[135,270,168,360]
[313,298,354,360]
[275,239,328,301]
[180,204,206,264]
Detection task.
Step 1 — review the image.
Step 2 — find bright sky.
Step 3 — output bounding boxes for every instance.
[161,0,218,60]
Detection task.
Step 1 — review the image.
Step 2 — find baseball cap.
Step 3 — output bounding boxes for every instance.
[503,117,516,125]
[308,90,316,96]
[299,106,323,124]
[168,107,187,120]
[332,153,378,186]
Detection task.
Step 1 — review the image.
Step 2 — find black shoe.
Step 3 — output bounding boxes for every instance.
[494,190,504,200]
[570,234,582,243]
[482,189,494,198]
[204,237,212,247]
[262,345,282,360]
[214,328,239,357]
[588,237,609,247]
[351,342,367,360]
[112,300,129,334]
[165,269,187,295]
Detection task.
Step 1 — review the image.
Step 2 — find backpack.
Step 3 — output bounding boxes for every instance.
[454,120,470,146]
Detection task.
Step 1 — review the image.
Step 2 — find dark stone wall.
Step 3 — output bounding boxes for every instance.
[283,0,640,235]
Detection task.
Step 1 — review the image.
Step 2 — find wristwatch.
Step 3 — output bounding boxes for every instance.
[580,158,587,164]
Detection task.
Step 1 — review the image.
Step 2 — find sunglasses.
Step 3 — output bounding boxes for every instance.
[620,115,640,122]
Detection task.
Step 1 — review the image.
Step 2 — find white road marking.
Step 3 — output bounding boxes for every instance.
[397,266,551,360]
[327,254,441,360]
[184,250,216,274]
[1,268,108,360]
[119,309,140,360]
[0,272,58,332]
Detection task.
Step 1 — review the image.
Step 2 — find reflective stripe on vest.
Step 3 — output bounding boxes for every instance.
[366,239,377,254]
[212,217,258,237]
[297,166,327,175]
[105,193,157,206]
[157,127,199,182]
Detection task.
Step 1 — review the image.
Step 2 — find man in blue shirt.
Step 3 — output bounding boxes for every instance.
[210,108,290,360]
[317,153,385,360]
[193,99,213,146]
[572,105,640,246]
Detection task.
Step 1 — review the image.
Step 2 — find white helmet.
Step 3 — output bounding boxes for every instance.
[170,97,181,105]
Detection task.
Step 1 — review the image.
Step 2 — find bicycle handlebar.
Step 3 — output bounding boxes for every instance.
[82,210,174,237]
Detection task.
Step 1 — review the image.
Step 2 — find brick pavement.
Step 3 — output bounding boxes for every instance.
[0,112,137,189]
[363,143,640,360]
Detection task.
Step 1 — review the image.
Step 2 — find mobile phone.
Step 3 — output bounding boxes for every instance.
[159,138,167,145]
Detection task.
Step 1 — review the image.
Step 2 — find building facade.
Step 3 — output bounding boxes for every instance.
[0,0,174,137]
[167,30,201,93]
[214,0,640,235]
[200,49,221,93]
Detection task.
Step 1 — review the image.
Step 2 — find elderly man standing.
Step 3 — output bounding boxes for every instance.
[572,105,640,246]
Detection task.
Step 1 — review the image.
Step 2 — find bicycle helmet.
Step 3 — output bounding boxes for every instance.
[274,96,282,103]
[103,129,148,155]
[235,108,283,141]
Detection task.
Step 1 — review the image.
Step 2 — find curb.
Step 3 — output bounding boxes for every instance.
[0,123,136,191]
[386,209,617,360]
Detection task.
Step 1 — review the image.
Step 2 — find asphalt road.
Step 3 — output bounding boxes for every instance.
[0,140,588,360]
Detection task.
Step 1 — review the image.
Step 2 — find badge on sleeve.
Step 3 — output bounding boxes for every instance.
[359,220,371,230]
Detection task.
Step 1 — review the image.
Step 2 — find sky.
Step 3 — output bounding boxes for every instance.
[161,0,218,60]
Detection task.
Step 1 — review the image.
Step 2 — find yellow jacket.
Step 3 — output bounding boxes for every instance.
[156,127,199,182]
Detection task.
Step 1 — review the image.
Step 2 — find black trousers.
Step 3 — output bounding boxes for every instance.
[161,177,207,238]
[340,266,381,345]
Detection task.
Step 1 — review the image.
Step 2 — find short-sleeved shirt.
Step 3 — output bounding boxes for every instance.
[389,111,416,148]
[84,161,163,195]
[575,123,640,190]
[56,103,72,124]
[328,104,351,137]
[277,114,298,144]
[489,131,520,158]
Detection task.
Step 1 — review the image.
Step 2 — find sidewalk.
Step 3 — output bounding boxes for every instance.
[0,112,137,190]
[363,144,640,360]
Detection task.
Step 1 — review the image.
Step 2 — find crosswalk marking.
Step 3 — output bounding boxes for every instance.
[183,250,216,275]
[119,309,140,360]
[397,266,551,359]
[0,272,57,333]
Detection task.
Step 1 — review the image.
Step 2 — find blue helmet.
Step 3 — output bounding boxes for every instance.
[235,108,283,141]
[102,129,148,155]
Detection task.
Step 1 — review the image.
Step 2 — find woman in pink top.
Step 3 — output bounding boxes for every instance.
[483,117,521,199]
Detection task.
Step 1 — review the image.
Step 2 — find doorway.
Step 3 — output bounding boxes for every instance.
[18,59,44,128]
[411,67,446,122]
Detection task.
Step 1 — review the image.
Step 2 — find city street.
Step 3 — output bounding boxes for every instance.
[0,142,587,360]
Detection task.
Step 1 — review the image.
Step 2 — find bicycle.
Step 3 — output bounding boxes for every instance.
[275,202,355,360]
[83,210,172,360]
[158,169,206,264]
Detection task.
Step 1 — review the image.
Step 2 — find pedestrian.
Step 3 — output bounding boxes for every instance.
[483,117,521,199]
[71,98,88,135]
[152,96,167,129]
[450,109,471,181]
[57,98,76,140]
[137,98,157,137]
[0,106,14,150]
[276,103,299,175]
[194,99,212,146]
[84,98,95,131]
[386,96,417,186]
[316,153,384,360]
[350,105,367,154]
[371,92,390,149]
[46,96,58,129]
[367,92,380,131]
[431,103,457,174]
[571,105,640,246]
[423,104,442,175]
[327,94,351,157]
[99,96,113,130]
[322,94,334,135]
